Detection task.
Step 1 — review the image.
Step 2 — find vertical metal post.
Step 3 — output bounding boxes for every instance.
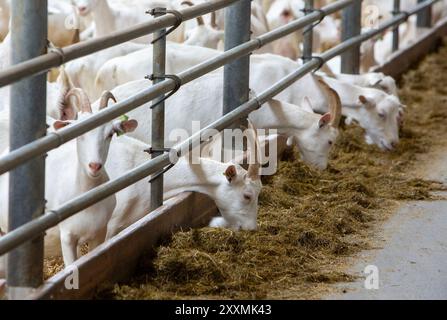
[417,0,432,28]
[8,0,47,299]
[341,0,362,74]
[302,0,314,63]
[223,0,251,119]
[150,8,166,211]
[392,0,400,52]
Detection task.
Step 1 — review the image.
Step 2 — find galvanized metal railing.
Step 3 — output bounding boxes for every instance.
[0,0,440,298]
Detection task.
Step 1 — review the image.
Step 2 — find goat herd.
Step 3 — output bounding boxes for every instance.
[0,0,444,289]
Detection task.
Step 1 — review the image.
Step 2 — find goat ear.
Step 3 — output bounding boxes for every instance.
[60,101,78,121]
[359,95,368,104]
[359,95,375,109]
[318,113,332,128]
[359,95,375,108]
[120,119,138,133]
[223,165,237,183]
[53,120,70,131]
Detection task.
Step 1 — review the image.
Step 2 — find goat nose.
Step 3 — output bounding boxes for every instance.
[89,162,102,173]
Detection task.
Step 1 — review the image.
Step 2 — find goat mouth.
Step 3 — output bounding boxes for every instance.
[380,141,394,152]
[87,170,102,178]
[308,161,326,171]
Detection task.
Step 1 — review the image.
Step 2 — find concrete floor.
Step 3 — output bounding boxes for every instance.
[328,151,447,300]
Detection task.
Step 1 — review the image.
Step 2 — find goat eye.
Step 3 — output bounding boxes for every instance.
[328,140,333,146]
[243,194,252,201]
[379,113,386,119]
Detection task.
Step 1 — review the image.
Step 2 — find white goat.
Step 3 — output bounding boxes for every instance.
[103,121,262,238]
[180,0,273,53]
[65,42,145,100]
[315,76,401,150]
[181,1,224,50]
[266,0,306,60]
[49,90,138,266]
[0,87,82,274]
[314,15,341,52]
[0,90,138,270]
[247,54,403,151]
[94,43,219,96]
[321,71,399,97]
[71,0,183,43]
[94,46,402,150]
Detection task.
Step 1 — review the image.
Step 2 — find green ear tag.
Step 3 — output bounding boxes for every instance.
[120,114,129,122]
[117,115,129,136]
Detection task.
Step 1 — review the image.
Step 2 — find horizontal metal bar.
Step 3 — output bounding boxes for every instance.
[0,0,441,255]
[0,0,239,88]
[0,0,356,176]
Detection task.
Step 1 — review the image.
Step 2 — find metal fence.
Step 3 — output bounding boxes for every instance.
[0,0,439,298]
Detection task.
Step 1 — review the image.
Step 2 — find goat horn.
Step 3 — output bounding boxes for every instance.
[72,28,80,44]
[196,15,205,26]
[59,66,74,91]
[316,76,342,128]
[247,119,261,180]
[211,11,218,29]
[181,1,204,25]
[99,91,117,110]
[57,66,76,119]
[65,88,92,114]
